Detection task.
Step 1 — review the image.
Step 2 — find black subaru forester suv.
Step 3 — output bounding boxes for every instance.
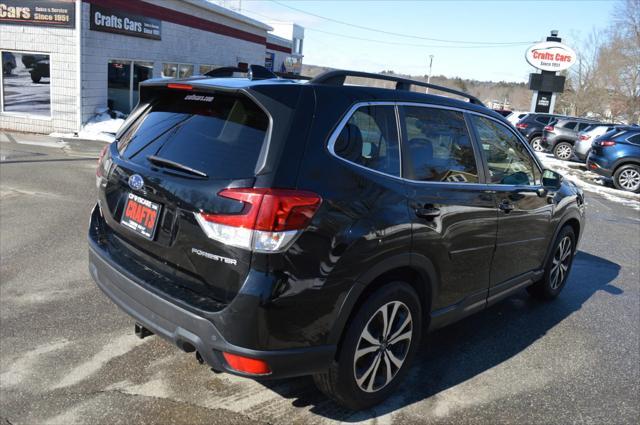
[89,66,585,410]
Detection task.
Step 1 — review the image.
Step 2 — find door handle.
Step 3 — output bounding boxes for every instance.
[415,206,441,219]
[499,201,515,213]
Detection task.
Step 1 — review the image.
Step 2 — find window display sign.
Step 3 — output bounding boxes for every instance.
[265,53,274,71]
[90,4,161,40]
[0,0,75,28]
[1,51,51,117]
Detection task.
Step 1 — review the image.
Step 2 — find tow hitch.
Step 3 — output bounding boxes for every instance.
[134,322,153,339]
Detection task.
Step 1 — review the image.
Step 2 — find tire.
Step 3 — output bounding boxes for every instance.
[31,73,41,83]
[553,142,573,160]
[313,282,422,410]
[531,137,544,152]
[613,164,640,193]
[527,225,576,300]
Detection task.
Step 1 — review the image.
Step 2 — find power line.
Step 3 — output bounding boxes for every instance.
[306,27,531,49]
[242,7,531,49]
[268,0,536,45]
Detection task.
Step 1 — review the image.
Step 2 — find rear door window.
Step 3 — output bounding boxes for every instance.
[118,91,269,179]
[401,106,479,183]
[535,116,552,124]
[577,122,592,131]
[333,105,400,177]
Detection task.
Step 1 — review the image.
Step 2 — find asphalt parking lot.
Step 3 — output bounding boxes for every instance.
[1,132,639,424]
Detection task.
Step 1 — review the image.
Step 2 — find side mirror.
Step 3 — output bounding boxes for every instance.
[542,169,563,189]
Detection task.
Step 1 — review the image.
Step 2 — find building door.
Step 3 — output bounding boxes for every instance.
[107,60,153,114]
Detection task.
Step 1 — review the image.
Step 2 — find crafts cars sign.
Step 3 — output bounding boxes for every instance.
[525,42,577,72]
[89,4,161,40]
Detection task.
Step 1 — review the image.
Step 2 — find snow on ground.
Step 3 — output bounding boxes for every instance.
[536,152,640,210]
[50,112,124,143]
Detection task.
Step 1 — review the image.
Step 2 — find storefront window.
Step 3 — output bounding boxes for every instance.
[199,64,223,75]
[162,63,178,78]
[179,64,193,78]
[162,63,193,78]
[108,59,153,114]
[1,51,51,117]
[284,56,302,74]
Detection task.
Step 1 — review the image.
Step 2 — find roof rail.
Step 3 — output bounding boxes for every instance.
[274,72,312,80]
[310,70,484,106]
[204,65,277,80]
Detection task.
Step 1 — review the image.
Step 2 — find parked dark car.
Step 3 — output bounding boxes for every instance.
[515,113,566,151]
[21,54,48,69]
[542,117,600,160]
[29,58,50,83]
[2,52,16,75]
[587,127,640,192]
[89,67,586,409]
[492,109,512,117]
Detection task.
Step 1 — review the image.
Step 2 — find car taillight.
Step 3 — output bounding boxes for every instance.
[516,123,528,129]
[579,135,590,140]
[544,125,554,132]
[96,145,109,177]
[167,83,193,90]
[600,140,616,147]
[195,188,322,253]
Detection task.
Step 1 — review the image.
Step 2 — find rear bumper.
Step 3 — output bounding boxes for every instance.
[88,208,335,379]
[586,156,612,178]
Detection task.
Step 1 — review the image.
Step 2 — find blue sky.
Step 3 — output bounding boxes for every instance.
[236,0,617,82]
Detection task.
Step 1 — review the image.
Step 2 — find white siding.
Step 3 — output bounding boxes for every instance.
[0,20,79,133]
[81,0,267,123]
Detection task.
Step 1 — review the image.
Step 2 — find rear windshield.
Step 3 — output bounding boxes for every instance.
[118,91,269,179]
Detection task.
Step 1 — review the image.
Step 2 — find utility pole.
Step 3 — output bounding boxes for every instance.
[426,55,434,93]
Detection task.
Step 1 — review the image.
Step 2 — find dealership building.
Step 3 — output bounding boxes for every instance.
[0,0,304,134]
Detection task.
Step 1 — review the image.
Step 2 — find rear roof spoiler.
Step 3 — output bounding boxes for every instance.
[310,69,484,106]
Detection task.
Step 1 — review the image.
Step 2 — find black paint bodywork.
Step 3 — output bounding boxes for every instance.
[88,75,586,378]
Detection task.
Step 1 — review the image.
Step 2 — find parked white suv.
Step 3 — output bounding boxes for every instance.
[506,111,528,126]
[575,123,617,161]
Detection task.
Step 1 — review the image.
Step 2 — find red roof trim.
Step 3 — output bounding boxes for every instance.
[266,42,292,54]
[85,0,267,45]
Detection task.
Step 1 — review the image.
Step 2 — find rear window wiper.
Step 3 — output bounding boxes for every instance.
[147,155,208,178]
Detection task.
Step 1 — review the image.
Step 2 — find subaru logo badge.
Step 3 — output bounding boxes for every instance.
[128,174,144,191]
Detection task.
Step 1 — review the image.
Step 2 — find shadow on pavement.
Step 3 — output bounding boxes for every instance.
[257,250,621,420]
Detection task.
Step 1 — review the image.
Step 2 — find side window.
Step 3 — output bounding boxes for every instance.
[333,106,400,176]
[402,106,478,183]
[628,134,640,145]
[470,115,539,186]
[535,116,552,124]
[577,122,592,131]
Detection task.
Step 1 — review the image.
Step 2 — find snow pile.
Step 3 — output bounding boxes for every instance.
[50,111,125,143]
[536,152,640,210]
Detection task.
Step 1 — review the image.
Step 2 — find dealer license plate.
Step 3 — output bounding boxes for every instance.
[120,192,161,240]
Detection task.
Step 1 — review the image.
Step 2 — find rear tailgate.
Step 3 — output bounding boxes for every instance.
[98,83,297,305]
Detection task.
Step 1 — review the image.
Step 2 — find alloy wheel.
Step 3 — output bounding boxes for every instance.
[353,301,412,393]
[618,169,640,191]
[532,138,544,152]
[550,236,572,290]
[555,144,572,160]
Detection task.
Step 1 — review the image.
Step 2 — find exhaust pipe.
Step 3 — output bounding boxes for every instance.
[134,323,153,339]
